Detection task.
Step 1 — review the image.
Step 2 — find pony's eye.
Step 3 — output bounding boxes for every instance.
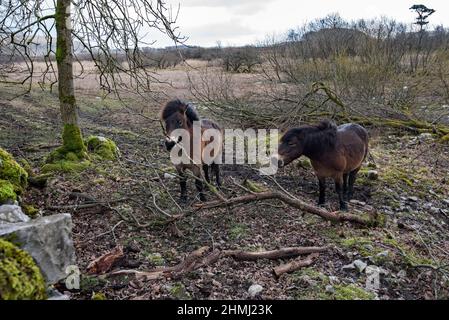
[288,141,296,146]
[177,120,182,126]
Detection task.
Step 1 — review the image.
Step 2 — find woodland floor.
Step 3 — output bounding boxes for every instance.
[1,84,449,300]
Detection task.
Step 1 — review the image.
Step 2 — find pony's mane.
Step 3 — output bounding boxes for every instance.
[305,120,337,152]
[283,120,337,155]
[161,99,200,122]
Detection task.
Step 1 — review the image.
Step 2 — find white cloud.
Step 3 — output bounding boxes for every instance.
[156,0,449,47]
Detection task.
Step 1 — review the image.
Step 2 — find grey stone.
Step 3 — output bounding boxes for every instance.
[47,289,70,300]
[164,173,177,180]
[397,270,407,278]
[429,207,440,215]
[0,205,30,224]
[407,196,419,202]
[353,259,368,272]
[418,133,433,142]
[325,285,335,293]
[248,284,263,297]
[342,262,356,270]
[0,213,76,284]
[376,250,390,258]
[366,170,379,180]
[328,276,340,284]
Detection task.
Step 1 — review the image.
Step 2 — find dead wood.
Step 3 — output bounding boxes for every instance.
[194,191,376,225]
[273,253,319,277]
[224,246,329,261]
[108,246,329,281]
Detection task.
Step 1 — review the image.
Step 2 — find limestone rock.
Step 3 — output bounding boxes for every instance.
[0,213,76,284]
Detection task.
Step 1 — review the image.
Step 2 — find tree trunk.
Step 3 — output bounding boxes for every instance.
[55,0,86,157]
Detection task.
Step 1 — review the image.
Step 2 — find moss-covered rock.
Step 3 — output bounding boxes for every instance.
[0,148,28,193]
[0,238,47,300]
[0,180,17,204]
[91,292,107,300]
[41,160,91,174]
[86,136,118,160]
[441,134,449,143]
[22,204,39,218]
[333,284,375,300]
[243,179,267,193]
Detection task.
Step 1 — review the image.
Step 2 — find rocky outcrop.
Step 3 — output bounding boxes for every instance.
[0,213,76,284]
[0,205,30,224]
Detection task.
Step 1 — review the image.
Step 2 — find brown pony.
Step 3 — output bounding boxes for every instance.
[274,120,369,211]
[161,100,223,203]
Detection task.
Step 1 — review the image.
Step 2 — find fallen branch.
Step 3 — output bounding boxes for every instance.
[273,253,318,277]
[224,246,328,261]
[194,191,377,226]
[108,245,329,281]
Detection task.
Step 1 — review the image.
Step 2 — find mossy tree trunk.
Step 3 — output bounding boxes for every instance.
[55,0,86,157]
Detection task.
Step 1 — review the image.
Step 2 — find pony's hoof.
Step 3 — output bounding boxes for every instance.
[200,195,207,202]
[180,196,188,204]
[340,204,349,211]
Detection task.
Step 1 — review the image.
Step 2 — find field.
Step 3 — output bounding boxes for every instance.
[1,58,449,300]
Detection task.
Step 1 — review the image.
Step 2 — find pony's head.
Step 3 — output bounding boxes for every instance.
[161,100,200,151]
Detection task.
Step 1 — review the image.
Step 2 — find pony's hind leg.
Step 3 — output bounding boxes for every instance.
[192,166,206,202]
[177,167,187,203]
[212,163,221,187]
[318,177,326,206]
[334,174,348,211]
[343,173,349,200]
[347,167,360,200]
[202,164,211,183]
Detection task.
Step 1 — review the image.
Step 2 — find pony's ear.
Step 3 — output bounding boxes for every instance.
[179,103,188,114]
[317,120,337,131]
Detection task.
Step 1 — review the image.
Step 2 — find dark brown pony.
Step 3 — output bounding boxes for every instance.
[274,120,369,210]
[161,99,223,203]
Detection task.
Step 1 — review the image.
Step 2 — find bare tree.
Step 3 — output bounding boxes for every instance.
[0,0,183,159]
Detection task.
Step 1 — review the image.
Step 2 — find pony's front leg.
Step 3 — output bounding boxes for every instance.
[318,176,326,206]
[334,174,348,211]
[177,166,187,203]
[192,166,206,202]
[212,163,221,187]
[202,164,210,183]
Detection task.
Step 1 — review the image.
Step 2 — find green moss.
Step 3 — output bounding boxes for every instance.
[381,167,414,187]
[333,284,375,300]
[85,136,118,160]
[62,124,86,154]
[169,282,191,300]
[297,157,312,169]
[341,237,377,257]
[228,223,249,240]
[383,238,435,267]
[80,275,107,294]
[0,238,47,300]
[22,205,39,218]
[0,148,28,192]
[91,292,107,300]
[243,179,266,193]
[0,180,17,204]
[41,160,91,174]
[146,253,165,266]
[441,134,449,143]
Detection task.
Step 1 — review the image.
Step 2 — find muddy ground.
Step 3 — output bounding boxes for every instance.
[1,83,449,300]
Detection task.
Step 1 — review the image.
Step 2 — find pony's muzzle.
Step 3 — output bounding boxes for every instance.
[165,136,182,151]
[270,154,284,169]
[165,140,175,151]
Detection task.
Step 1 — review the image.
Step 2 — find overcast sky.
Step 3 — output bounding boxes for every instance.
[151,0,449,47]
